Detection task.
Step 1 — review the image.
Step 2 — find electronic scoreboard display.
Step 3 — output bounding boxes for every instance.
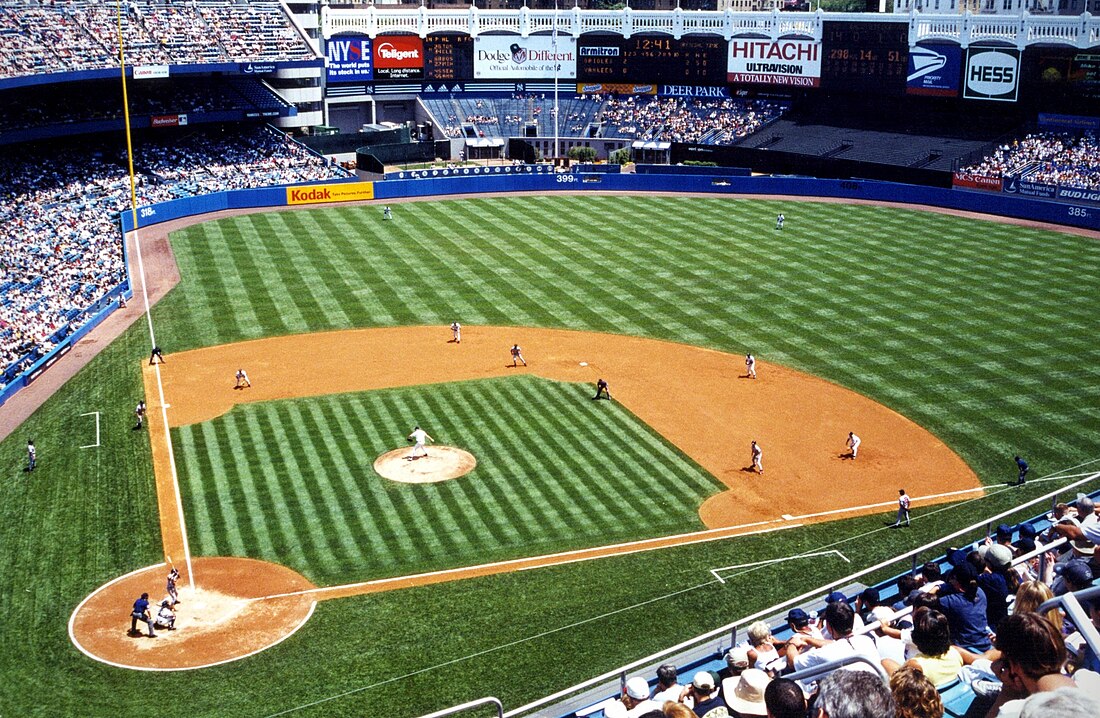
[821,21,908,93]
[425,33,474,82]
[578,34,726,85]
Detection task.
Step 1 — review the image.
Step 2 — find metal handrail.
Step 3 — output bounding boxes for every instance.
[417,696,504,718]
[1038,585,1100,667]
[504,473,1100,717]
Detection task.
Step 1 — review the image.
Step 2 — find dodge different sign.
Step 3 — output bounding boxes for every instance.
[728,39,821,87]
[475,36,577,80]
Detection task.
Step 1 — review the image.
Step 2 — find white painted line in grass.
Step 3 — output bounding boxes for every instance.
[79,411,100,449]
[710,549,848,583]
[247,520,802,603]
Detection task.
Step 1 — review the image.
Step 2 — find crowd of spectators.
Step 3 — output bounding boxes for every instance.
[600,493,1100,717]
[0,127,350,387]
[601,96,785,145]
[959,131,1100,190]
[0,0,314,81]
[425,94,786,146]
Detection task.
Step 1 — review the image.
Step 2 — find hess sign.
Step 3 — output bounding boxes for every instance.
[963,48,1020,102]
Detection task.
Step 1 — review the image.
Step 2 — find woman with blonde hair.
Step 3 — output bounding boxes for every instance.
[1012,580,1062,633]
[890,665,944,718]
[662,700,696,718]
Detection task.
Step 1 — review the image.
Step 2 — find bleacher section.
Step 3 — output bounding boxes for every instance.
[738,120,989,173]
[958,131,1100,191]
[0,127,350,387]
[0,0,314,81]
[421,94,787,146]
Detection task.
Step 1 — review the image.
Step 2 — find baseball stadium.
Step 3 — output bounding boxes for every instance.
[1,2,1100,717]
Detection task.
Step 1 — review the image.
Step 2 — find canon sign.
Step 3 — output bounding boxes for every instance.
[963,48,1020,102]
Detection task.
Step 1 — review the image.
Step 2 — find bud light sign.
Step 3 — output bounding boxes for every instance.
[963,47,1020,102]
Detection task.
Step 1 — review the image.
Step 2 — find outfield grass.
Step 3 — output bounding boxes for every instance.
[173,377,722,584]
[1,196,1098,717]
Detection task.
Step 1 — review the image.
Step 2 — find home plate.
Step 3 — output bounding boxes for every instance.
[373,446,477,484]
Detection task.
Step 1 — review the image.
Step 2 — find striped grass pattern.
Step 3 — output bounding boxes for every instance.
[157,196,1100,485]
[172,376,721,584]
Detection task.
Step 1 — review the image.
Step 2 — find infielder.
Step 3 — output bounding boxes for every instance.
[134,400,146,429]
[166,567,180,606]
[510,344,527,367]
[776,213,785,230]
[745,353,757,379]
[893,489,911,528]
[450,321,461,343]
[846,431,861,459]
[592,378,610,401]
[751,440,763,475]
[235,368,251,388]
[407,425,434,459]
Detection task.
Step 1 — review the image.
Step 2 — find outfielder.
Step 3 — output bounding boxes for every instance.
[383,206,392,220]
[235,368,251,389]
[846,431,861,459]
[745,353,757,379]
[776,213,785,230]
[510,344,527,367]
[407,425,434,459]
[134,400,146,429]
[751,440,763,475]
[893,489,911,528]
[450,321,461,343]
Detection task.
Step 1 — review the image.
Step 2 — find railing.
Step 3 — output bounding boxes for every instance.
[1039,585,1100,667]
[417,696,504,718]
[321,7,1100,49]
[786,652,889,683]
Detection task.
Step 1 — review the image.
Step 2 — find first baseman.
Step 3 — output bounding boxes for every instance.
[407,425,434,459]
[751,440,763,474]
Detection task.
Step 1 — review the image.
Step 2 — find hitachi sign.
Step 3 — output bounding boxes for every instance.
[729,41,819,62]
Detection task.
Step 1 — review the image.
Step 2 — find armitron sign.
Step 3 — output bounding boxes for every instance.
[727,39,821,87]
[286,183,375,206]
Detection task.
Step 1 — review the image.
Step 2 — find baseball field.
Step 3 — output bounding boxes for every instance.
[2,194,1099,716]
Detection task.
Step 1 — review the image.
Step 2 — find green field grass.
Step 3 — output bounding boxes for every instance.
[1,196,1099,717]
[174,377,722,584]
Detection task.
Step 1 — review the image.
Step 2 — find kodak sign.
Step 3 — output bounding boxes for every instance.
[286,183,374,206]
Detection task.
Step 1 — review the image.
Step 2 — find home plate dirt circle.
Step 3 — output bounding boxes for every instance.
[374,446,477,483]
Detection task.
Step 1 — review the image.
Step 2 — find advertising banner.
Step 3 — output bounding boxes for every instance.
[374,36,424,80]
[576,83,656,95]
[133,65,169,80]
[1038,113,1100,132]
[1055,186,1100,204]
[963,47,1020,102]
[659,85,730,98]
[475,36,577,80]
[907,43,961,97]
[286,183,375,206]
[1003,175,1056,199]
[150,115,180,128]
[952,172,1003,192]
[326,38,373,82]
[727,39,821,88]
[387,165,554,180]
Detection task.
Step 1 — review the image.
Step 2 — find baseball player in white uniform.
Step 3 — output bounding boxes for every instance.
[450,321,461,343]
[383,206,393,220]
[745,353,757,379]
[776,213,785,230]
[894,489,911,527]
[235,368,251,388]
[510,344,527,367]
[407,425,434,459]
[846,431,861,459]
[751,440,763,474]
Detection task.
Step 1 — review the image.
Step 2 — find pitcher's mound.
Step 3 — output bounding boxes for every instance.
[374,446,477,483]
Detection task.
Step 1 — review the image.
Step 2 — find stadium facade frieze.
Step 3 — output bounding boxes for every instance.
[0,59,323,92]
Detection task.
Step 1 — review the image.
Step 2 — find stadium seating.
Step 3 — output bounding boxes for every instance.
[959,131,1100,190]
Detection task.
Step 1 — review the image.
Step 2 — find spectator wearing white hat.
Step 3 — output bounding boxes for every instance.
[679,671,726,717]
[621,676,660,717]
[725,668,771,717]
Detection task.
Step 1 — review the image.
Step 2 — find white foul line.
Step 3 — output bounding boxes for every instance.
[79,411,101,449]
[710,549,849,584]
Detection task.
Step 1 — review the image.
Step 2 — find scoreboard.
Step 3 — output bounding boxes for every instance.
[578,35,726,85]
[425,33,474,82]
[821,21,908,93]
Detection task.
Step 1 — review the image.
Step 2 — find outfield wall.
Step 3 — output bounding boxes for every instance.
[119,174,1100,234]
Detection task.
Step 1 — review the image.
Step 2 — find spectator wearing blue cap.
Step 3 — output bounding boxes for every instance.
[784,602,880,691]
[785,607,822,642]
